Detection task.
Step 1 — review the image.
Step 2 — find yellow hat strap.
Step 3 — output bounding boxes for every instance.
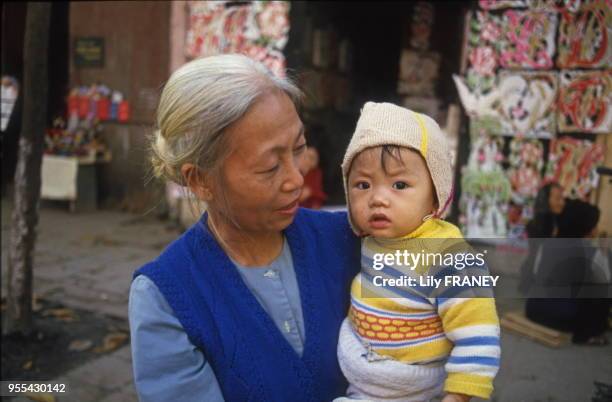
[412,111,428,158]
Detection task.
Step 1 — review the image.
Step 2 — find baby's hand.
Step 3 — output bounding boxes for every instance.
[441,393,471,402]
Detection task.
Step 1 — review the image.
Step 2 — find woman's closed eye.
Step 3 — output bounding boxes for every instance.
[294,143,307,154]
[392,181,409,190]
[258,163,279,174]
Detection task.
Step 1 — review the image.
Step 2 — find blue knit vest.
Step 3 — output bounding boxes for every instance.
[134,208,360,402]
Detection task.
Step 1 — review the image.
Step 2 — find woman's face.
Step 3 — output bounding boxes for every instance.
[212,90,307,234]
[548,186,565,215]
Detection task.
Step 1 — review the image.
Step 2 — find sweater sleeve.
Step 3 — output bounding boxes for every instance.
[129,275,225,402]
[436,296,501,399]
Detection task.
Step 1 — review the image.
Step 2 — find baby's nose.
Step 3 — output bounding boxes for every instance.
[369,192,390,207]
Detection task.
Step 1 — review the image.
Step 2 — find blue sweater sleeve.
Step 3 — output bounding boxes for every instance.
[128,275,225,402]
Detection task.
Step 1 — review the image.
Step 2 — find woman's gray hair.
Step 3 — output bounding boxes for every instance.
[149,53,302,188]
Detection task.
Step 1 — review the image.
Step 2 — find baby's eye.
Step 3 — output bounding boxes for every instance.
[393,181,408,190]
[355,181,370,190]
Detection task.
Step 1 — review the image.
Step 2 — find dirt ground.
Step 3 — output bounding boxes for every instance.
[2,298,129,383]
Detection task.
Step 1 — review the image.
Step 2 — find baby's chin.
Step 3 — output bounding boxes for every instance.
[363,227,402,239]
[363,222,424,239]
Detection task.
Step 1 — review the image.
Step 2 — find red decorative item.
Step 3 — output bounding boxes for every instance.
[67,95,79,116]
[118,100,130,122]
[97,98,110,121]
[78,96,89,119]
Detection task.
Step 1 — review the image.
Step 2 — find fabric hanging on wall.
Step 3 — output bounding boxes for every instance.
[558,70,612,133]
[544,136,605,199]
[185,1,290,77]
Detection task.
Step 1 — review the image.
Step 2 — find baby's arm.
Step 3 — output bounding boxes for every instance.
[436,297,500,400]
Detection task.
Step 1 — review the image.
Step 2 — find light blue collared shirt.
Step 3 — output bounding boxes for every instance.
[129,238,303,402]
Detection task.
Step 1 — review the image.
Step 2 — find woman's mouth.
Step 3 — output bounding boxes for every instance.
[369,213,391,229]
[277,199,299,215]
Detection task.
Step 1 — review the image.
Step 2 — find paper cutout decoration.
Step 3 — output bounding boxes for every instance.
[397,50,440,96]
[558,71,612,133]
[460,135,511,238]
[557,0,611,68]
[464,11,502,96]
[479,0,528,9]
[545,136,605,199]
[507,138,544,204]
[498,10,558,69]
[454,71,557,138]
[185,1,290,77]
[467,10,557,75]
[525,0,583,13]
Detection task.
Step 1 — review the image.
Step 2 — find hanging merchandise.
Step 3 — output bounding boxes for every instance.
[557,0,611,68]
[505,138,545,239]
[46,84,123,159]
[558,70,612,133]
[498,9,558,69]
[459,135,512,238]
[545,136,605,199]
[185,1,290,77]
[457,0,610,241]
[464,11,501,97]
[468,9,557,72]
[526,0,584,12]
[409,2,435,51]
[507,138,545,204]
[1,76,19,131]
[397,50,440,96]
[454,71,557,138]
[479,0,528,9]
[44,116,107,159]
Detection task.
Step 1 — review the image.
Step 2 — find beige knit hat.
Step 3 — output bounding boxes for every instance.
[341,102,454,232]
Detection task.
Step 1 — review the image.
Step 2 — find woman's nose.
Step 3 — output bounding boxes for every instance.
[281,158,304,193]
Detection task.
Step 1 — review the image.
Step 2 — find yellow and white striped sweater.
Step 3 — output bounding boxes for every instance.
[348,219,500,399]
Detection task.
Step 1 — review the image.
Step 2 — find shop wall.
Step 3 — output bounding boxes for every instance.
[69,1,171,207]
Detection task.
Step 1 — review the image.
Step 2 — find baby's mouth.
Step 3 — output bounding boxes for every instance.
[369,213,391,229]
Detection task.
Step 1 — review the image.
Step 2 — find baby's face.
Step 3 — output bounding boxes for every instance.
[348,146,437,238]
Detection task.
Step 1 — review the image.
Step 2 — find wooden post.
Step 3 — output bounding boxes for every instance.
[4,2,51,335]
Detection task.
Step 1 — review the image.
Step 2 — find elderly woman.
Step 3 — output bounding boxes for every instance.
[128,54,360,401]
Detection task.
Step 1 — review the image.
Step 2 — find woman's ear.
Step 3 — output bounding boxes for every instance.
[181,163,213,201]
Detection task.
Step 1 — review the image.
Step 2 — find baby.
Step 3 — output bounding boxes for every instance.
[337,102,500,402]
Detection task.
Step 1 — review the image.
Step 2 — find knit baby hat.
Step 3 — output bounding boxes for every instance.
[341,102,454,233]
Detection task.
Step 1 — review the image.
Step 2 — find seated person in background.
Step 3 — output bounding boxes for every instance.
[525,199,610,345]
[299,146,327,209]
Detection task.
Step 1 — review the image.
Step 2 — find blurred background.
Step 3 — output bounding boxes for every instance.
[1,1,611,401]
